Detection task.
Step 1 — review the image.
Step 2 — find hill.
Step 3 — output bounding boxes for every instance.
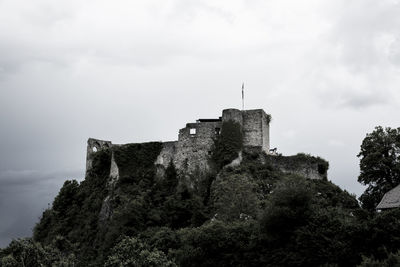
[3,115,400,266]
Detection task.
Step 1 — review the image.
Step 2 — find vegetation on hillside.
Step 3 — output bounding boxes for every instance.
[2,126,400,266]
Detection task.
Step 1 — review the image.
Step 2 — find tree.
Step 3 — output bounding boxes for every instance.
[358,126,400,210]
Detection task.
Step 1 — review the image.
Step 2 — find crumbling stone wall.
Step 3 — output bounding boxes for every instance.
[265,154,328,180]
[155,120,223,185]
[86,138,112,173]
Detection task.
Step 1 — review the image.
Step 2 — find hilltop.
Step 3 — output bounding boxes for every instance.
[2,109,400,266]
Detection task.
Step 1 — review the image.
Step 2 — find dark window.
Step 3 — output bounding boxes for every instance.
[215,127,221,135]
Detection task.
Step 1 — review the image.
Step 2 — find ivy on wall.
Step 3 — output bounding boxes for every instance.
[211,120,243,170]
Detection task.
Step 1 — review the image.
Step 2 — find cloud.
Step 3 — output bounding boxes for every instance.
[326,0,400,70]
[295,0,400,110]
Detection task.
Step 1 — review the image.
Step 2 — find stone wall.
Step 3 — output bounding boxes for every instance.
[265,154,328,180]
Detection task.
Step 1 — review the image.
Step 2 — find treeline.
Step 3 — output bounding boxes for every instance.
[2,124,400,266]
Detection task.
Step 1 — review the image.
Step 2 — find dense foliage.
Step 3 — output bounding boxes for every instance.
[3,126,400,266]
[358,126,400,210]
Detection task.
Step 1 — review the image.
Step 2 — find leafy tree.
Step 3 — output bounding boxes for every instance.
[260,175,313,239]
[0,238,76,267]
[104,237,176,267]
[358,126,400,210]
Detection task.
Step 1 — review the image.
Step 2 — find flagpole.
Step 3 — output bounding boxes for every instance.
[242,82,244,110]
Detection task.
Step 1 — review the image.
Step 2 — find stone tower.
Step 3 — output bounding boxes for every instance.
[222,108,270,153]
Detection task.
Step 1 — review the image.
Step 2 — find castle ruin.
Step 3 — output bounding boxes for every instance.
[86,108,328,182]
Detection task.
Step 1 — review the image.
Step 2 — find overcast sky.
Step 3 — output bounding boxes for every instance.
[1,0,400,247]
